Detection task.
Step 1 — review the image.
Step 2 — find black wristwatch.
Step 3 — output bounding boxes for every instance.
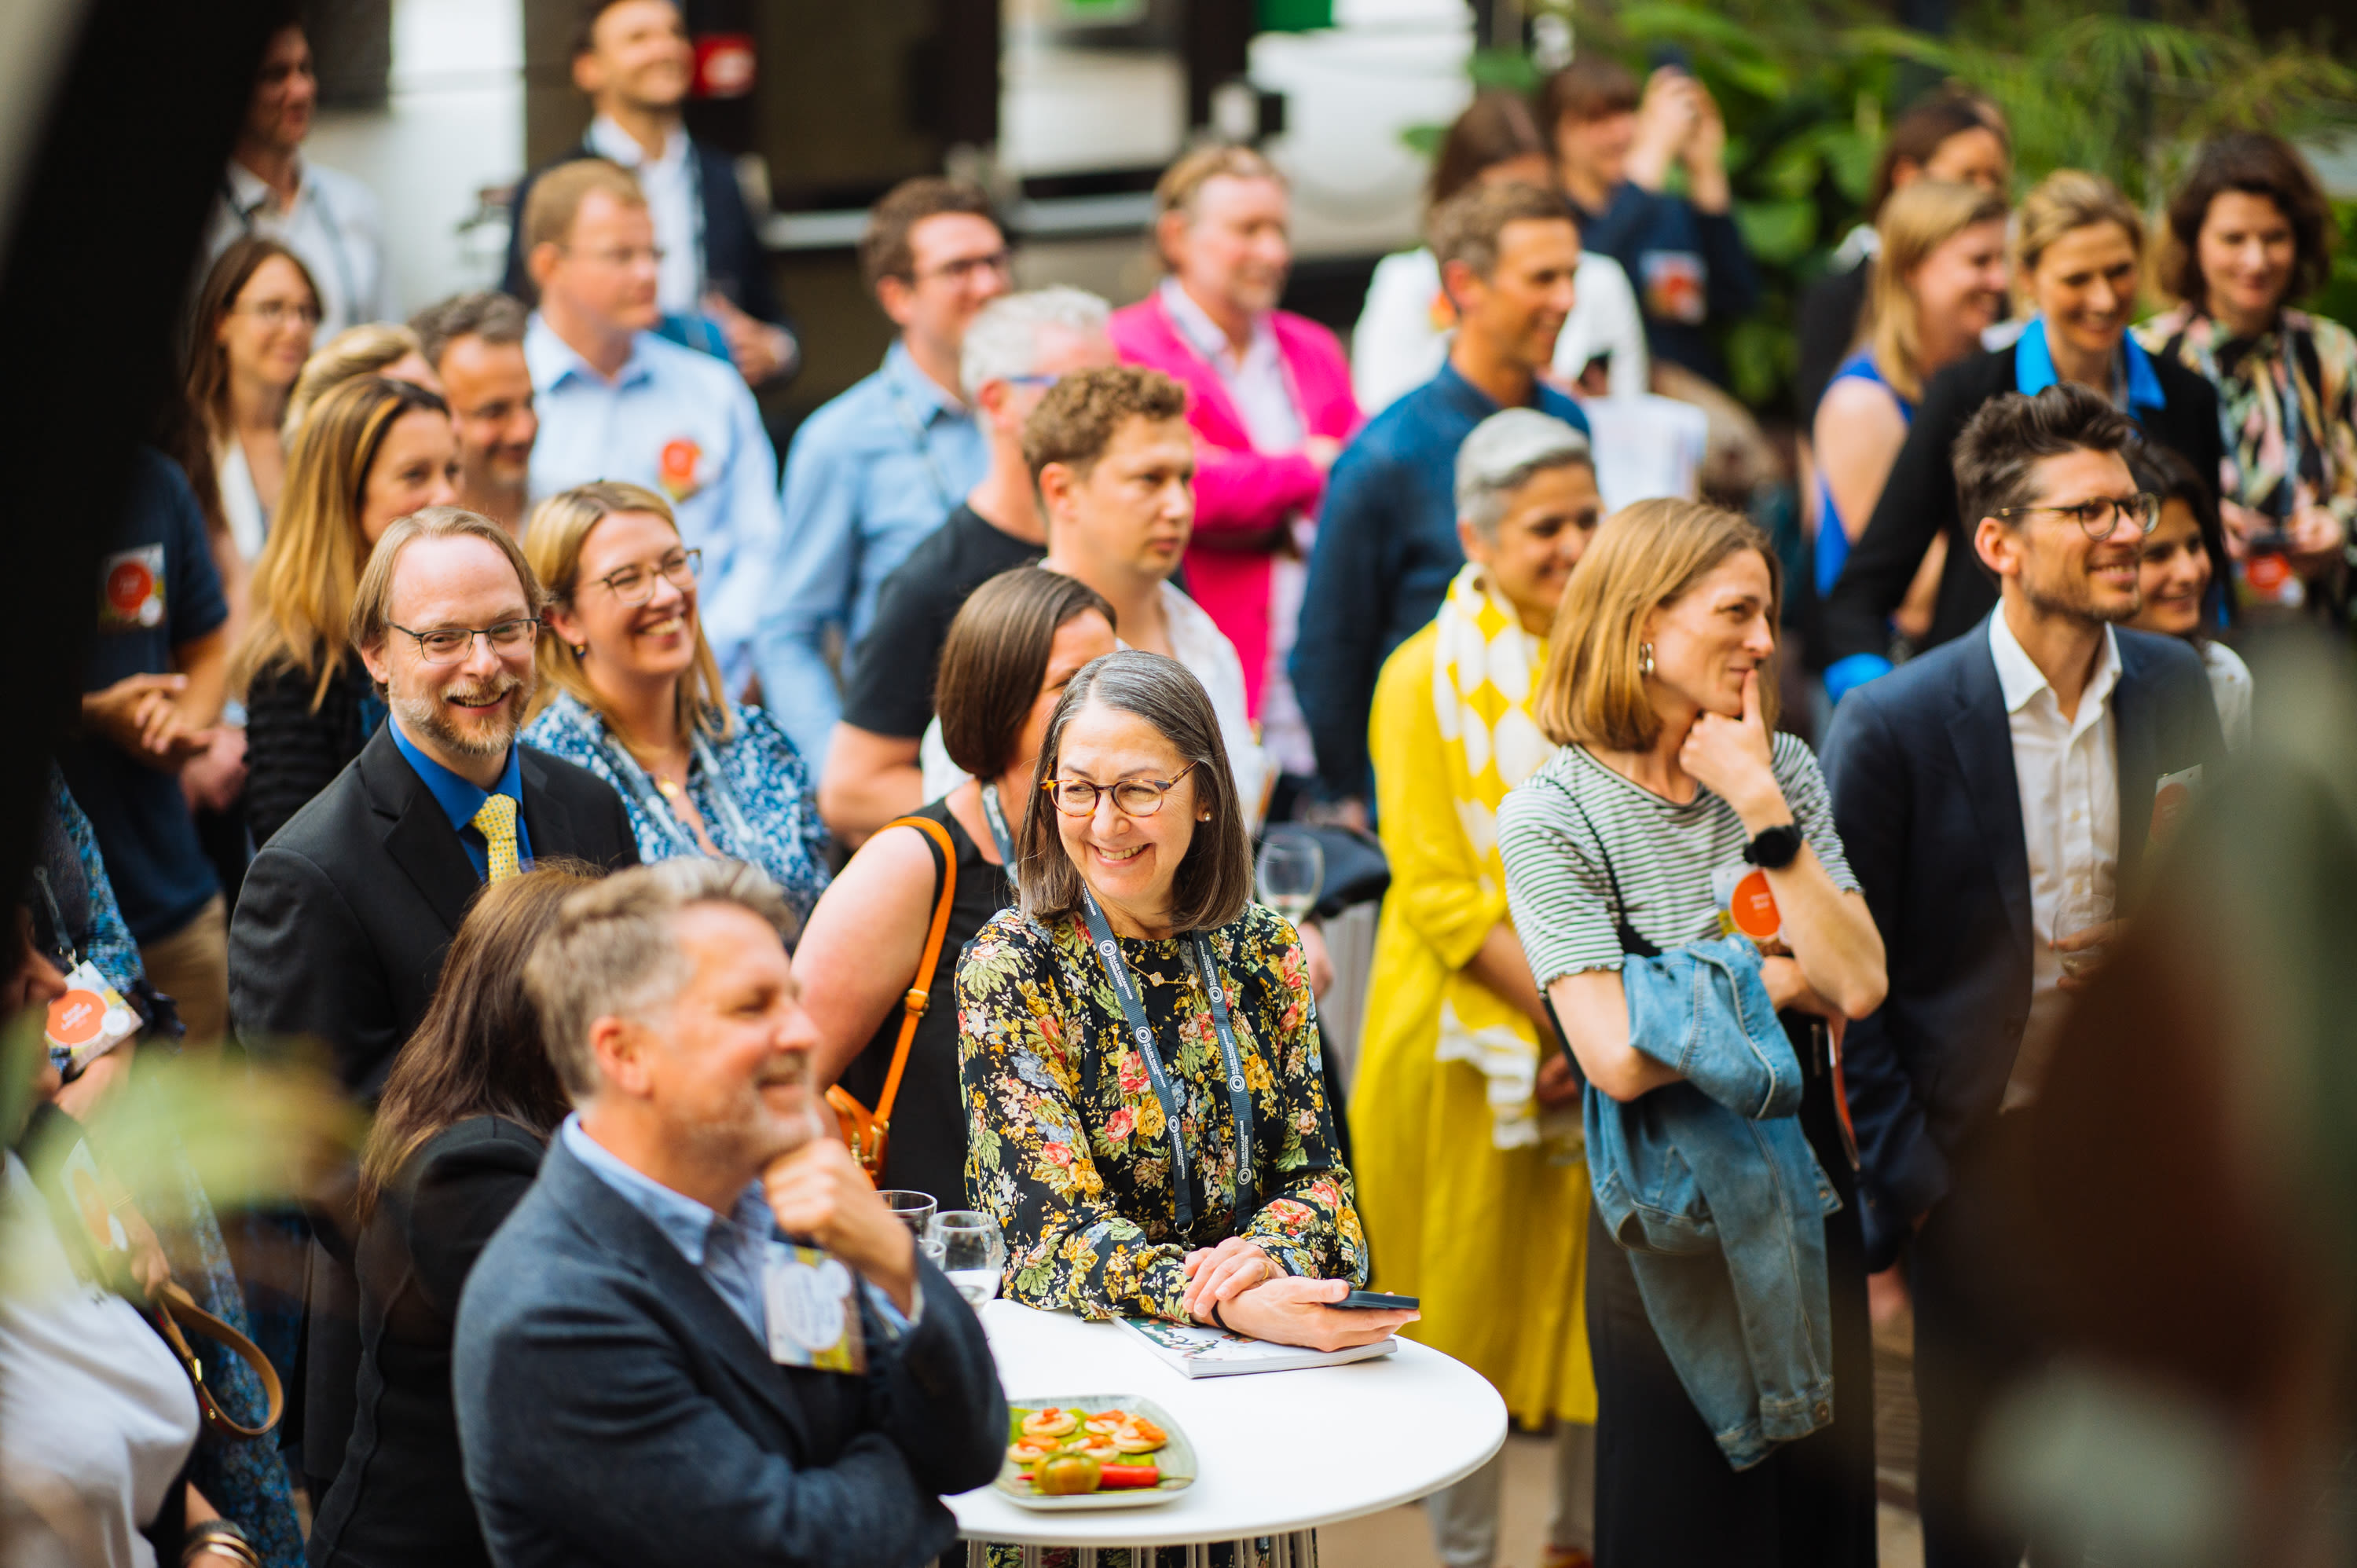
[1742,822,1802,870]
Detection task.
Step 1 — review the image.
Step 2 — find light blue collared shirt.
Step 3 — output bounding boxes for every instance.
[559,1115,918,1345]
[387,720,530,881]
[524,315,786,691]
[2012,315,2168,415]
[761,341,989,769]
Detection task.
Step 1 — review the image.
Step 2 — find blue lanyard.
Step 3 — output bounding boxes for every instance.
[978,782,1018,869]
[1075,888,1256,1232]
[598,724,756,859]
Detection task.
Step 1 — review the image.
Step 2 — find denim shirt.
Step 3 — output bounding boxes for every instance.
[1587,935,1839,1471]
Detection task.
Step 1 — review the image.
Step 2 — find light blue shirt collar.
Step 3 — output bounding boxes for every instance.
[559,1113,772,1268]
[2014,316,2165,414]
[880,338,964,423]
[525,311,654,394]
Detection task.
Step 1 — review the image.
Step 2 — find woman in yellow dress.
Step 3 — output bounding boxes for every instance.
[1352,409,1606,1568]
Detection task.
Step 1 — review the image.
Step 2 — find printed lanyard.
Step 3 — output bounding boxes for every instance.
[599,727,757,859]
[882,357,959,515]
[1076,886,1256,1232]
[978,782,1017,868]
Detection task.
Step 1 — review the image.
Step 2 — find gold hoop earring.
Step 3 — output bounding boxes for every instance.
[1639,642,1655,676]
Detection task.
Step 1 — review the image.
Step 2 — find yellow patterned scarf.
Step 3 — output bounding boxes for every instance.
[1430,563,1576,1152]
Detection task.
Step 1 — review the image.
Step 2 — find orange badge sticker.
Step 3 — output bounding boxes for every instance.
[659,438,703,501]
[1728,869,1781,942]
[48,988,107,1048]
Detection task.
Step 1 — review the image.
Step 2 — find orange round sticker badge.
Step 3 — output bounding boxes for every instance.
[48,988,107,1047]
[105,559,154,617]
[1728,870,1781,941]
[659,438,702,499]
[2245,551,2291,595]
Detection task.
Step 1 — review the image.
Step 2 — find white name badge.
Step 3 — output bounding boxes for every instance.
[763,1243,867,1374]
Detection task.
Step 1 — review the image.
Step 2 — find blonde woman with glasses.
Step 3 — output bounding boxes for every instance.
[520,481,829,919]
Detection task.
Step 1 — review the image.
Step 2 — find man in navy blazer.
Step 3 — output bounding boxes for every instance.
[1823,383,2226,1568]
[455,859,1004,1568]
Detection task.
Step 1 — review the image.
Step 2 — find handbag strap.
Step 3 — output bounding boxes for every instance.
[870,815,959,1128]
[150,1280,284,1438]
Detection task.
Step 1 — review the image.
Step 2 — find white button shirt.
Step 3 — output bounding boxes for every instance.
[204,159,390,335]
[1989,610,2121,1109]
[585,115,702,317]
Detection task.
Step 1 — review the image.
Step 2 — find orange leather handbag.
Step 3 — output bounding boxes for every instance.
[827,815,959,1182]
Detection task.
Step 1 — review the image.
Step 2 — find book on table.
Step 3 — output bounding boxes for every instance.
[1117,1317,1398,1378]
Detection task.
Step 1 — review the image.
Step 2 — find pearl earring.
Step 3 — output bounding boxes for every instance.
[1639,642,1655,676]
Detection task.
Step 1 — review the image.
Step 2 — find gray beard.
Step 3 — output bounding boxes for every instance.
[392,679,526,760]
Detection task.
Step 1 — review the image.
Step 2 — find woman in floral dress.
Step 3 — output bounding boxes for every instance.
[959,650,1407,1350]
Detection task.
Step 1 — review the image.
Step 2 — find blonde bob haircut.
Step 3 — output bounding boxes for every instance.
[1867,178,2009,402]
[232,375,453,707]
[1534,498,1783,753]
[522,480,733,743]
[2011,169,2144,310]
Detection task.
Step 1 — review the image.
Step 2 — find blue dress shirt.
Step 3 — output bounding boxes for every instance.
[387,720,531,880]
[1292,363,1590,802]
[558,1116,915,1344]
[762,342,989,769]
[523,314,786,691]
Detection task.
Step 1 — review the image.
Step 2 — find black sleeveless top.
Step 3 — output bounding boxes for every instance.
[835,797,1013,1207]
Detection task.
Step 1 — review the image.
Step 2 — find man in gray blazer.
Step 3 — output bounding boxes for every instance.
[455,859,1005,1568]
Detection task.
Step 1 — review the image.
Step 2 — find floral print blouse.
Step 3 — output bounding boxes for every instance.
[2139,305,2357,535]
[522,691,830,920]
[958,901,1369,1321]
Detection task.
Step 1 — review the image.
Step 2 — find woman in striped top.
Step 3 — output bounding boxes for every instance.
[1496,499,1886,1568]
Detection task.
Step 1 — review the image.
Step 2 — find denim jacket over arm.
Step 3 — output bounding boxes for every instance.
[1585,934,1840,1470]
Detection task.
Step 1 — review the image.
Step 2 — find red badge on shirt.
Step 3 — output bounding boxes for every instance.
[659,438,704,502]
[97,545,165,631]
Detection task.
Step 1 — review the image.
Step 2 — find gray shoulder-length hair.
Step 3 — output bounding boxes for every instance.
[1016,650,1255,934]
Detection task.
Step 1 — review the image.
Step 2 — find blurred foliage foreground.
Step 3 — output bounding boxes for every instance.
[1446,1,2357,414]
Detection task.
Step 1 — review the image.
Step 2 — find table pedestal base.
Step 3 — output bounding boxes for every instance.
[964,1532,1321,1567]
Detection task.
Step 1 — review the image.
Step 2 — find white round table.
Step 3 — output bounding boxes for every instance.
[951,1301,1506,1563]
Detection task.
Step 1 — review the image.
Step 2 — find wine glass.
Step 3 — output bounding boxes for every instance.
[2055,881,2114,980]
[878,1190,938,1255]
[1257,833,1325,927]
[933,1211,1007,1307]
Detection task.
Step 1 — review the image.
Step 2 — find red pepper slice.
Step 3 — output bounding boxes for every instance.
[1096,1464,1161,1489]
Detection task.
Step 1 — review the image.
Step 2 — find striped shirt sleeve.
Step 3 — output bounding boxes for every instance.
[1497,774,1629,984]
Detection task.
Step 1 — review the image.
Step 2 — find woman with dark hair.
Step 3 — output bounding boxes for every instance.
[306,863,594,1568]
[1351,90,1648,412]
[187,235,321,563]
[2140,131,2355,617]
[233,375,458,848]
[1795,88,2011,419]
[2126,442,2252,749]
[801,567,1116,1204]
[958,650,1406,1351]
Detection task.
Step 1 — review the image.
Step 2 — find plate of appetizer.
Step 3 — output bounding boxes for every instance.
[995,1395,1197,1509]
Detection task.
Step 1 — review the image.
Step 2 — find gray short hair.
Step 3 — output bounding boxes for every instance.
[524,859,796,1100]
[1455,408,1594,540]
[410,291,528,368]
[961,287,1112,401]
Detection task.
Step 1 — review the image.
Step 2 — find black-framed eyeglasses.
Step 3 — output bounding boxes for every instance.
[912,249,1013,286]
[1993,493,2161,540]
[387,617,541,665]
[1043,762,1200,818]
[587,549,700,606]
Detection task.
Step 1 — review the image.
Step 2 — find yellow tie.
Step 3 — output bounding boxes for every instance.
[471,793,521,883]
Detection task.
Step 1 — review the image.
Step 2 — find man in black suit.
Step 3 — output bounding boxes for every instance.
[228,504,638,1492]
[502,0,796,389]
[456,859,1004,1568]
[1822,384,2227,1568]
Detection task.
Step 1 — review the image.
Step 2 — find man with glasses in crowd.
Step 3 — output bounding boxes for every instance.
[413,291,541,535]
[229,507,640,1498]
[763,178,1012,771]
[521,159,786,695]
[1820,386,2225,1568]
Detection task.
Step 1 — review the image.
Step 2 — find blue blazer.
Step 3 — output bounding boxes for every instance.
[453,1138,1006,1568]
[1820,618,2225,1266]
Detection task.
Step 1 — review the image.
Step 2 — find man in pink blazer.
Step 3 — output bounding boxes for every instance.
[1109,145,1361,783]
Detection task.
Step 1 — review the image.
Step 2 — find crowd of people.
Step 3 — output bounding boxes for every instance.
[10,3,2357,1567]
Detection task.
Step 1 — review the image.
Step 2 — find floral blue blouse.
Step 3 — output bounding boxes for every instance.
[522,691,830,919]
